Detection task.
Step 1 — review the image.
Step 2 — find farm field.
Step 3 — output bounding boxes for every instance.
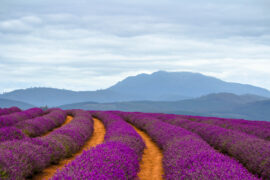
[0,107,269,179]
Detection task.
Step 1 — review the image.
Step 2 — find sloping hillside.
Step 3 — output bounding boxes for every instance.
[0,98,34,109]
[109,71,270,99]
[59,93,269,121]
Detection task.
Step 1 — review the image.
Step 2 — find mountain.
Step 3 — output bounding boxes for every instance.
[1,71,270,106]
[0,98,34,110]
[59,93,270,121]
[0,88,132,107]
[108,71,270,100]
[178,93,269,112]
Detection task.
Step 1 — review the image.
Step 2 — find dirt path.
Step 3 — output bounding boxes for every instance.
[42,115,73,137]
[132,125,164,180]
[32,117,105,180]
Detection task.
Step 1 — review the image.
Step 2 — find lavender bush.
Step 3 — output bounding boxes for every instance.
[146,112,270,141]
[117,112,258,180]
[0,107,21,116]
[0,109,66,143]
[0,108,43,128]
[52,111,145,179]
[184,115,270,140]
[15,108,66,137]
[0,109,93,179]
[157,115,270,179]
[0,127,27,142]
[1,108,269,179]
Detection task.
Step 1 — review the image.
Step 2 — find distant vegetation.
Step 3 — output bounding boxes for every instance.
[1,108,269,179]
[0,98,34,110]
[59,93,270,121]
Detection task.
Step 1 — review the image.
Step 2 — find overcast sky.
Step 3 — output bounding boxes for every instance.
[0,0,270,92]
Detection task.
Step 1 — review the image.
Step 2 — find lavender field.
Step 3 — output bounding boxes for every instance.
[0,107,269,180]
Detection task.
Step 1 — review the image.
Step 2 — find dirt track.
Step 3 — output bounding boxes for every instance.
[32,117,105,180]
[132,125,164,180]
[41,115,73,137]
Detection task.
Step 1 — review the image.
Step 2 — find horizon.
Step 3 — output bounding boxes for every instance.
[1,70,270,94]
[1,0,270,92]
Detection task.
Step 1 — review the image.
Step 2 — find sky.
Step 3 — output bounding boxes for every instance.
[0,0,270,93]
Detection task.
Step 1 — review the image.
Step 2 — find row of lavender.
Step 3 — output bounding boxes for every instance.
[114,111,258,180]
[1,107,269,179]
[0,108,43,128]
[171,114,270,140]
[0,108,44,142]
[0,107,21,116]
[0,109,93,179]
[0,108,67,142]
[52,111,145,179]
[16,108,66,137]
[154,113,270,179]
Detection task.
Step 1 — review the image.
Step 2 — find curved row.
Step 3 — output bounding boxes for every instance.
[150,112,270,141]
[0,109,93,179]
[15,108,66,137]
[0,108,43,128]
[186,115,270,129]
[0,107,21,116]
[176,114,270,141]
[157,115,270,179]
[33,117,106,180]
[150,112,270,130]
[116,112,258,180]
[0,109,67,142]
[0,127,27,142]
[52,111,145,179]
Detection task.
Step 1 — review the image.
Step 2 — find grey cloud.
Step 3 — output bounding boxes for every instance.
[0,0,270,92]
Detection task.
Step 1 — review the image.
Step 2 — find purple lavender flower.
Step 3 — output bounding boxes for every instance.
[0,107,21,116]
[156,113,270,179]
[117,112,259,180]
[0,108,43,128]
[15,109,66,137]
[0,109,93,179]
[52,111,145,179]
[0,127,26,142]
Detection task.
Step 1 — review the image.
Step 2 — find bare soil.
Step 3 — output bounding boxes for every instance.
[132,125,164,180]
[32,117,105,180]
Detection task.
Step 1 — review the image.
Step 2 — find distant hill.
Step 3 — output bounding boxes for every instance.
[1,71,270,106]
[235,100,270,121]
[175,93,269,112]
[108,71,270,100]
[0,98,34,110]
[59,93,270,121]
[0,88,132,107]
